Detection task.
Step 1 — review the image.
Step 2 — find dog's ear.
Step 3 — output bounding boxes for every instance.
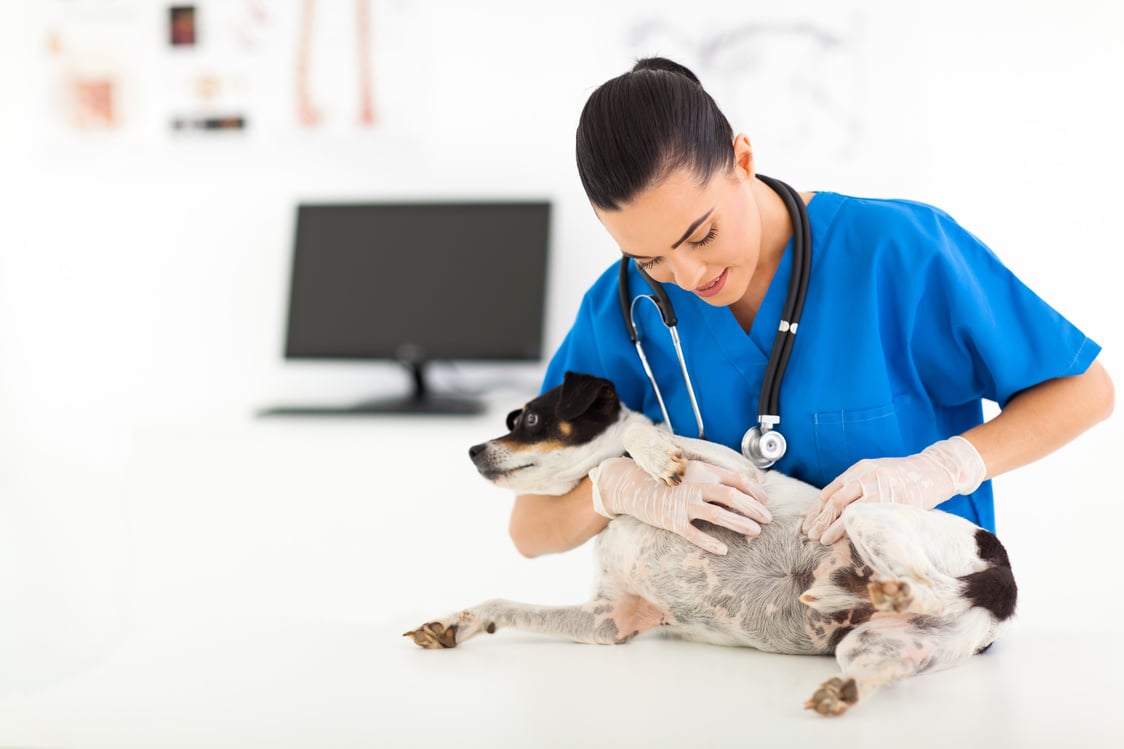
[557,371,618,421]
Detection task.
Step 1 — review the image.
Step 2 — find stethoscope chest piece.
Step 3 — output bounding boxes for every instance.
[741,425,787,469]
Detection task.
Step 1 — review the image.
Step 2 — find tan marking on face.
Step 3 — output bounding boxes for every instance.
[559,422,572,437]
[497,437,568,452]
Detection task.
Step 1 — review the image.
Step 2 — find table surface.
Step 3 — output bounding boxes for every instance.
[1,401,1121,748]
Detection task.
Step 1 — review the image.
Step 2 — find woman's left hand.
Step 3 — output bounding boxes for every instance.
[801,436,986,545]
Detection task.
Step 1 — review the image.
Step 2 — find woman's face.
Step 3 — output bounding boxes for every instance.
[594,164,762,308]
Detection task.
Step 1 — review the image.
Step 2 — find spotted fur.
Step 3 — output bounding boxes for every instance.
[408,372,1018,716]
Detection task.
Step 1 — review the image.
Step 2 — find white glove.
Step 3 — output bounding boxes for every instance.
[589,457,772,555]
[802,436,986,546]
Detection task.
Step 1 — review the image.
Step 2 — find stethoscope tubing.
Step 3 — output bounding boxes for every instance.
[626,292,706,439]
[756,174,811,424]
[617,175,810,451]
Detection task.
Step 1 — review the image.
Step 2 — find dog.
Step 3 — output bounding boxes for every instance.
[404,372,1017,716]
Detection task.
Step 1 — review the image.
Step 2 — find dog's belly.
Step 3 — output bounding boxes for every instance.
[596,513,846,655]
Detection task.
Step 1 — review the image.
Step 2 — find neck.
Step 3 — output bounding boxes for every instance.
[755,177,797,269]
[730,178,802,331]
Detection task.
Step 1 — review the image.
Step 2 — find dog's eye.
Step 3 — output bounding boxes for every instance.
[524,412,539,428]
[506,409,522,430]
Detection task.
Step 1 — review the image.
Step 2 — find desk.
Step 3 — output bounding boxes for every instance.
[0,403,1121,747]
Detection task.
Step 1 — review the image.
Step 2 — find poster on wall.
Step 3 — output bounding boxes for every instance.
[42,0,143,135]
[623,14,867,164]
[296,0,378,129]
[164,3,253,134]
[39,0,393,143]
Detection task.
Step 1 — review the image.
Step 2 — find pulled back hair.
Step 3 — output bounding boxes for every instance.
[576,57,735,211]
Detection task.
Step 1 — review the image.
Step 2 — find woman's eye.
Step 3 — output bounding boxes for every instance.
[688,227,718,248]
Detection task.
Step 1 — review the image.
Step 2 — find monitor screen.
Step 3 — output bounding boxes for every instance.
[283,201,551,363]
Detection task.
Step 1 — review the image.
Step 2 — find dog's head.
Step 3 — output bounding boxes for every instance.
[468,371,631,495]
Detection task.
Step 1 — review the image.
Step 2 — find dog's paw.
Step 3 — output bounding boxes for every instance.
[648,446,688,486]
[622,423,687,485]
[403,620,461,649]
[403,610,495,649]
[805,676,859,717]
[629,441,688,486]
[868,579,913,613]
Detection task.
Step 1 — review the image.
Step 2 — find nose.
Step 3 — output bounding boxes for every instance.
[666,254,707,291]
[468,443,487,460]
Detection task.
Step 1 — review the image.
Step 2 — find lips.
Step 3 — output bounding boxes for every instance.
[694,268,728,299]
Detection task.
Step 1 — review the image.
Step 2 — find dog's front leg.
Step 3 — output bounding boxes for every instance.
[621,422,688,485]
[620,422,767,487]
[404,594,671,649]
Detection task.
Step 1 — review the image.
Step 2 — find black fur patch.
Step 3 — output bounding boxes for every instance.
[495,372,622,450]
[826,606,875,651]
[973,528,1011,567]
[829,543,875,597]
[558,372,617,421]
[959,530,1017,621]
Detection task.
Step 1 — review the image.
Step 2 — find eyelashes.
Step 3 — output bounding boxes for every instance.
[689,227,718,248]
[635,225,718,271]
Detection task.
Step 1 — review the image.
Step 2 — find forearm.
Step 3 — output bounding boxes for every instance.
[962,359,1114,479]
[804,360,1113,545]
[509,477,609,558]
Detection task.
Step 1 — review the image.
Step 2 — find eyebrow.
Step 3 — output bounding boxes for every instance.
[620,207,716,260]
[671,208,715,249]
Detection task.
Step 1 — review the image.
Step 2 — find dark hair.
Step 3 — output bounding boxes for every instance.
[575,57,735,210]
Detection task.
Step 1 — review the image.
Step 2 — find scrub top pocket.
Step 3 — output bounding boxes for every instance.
[813,396,910,481]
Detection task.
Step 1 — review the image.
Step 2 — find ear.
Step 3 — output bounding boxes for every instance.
[557,371,617,421]
[732,133,754,180]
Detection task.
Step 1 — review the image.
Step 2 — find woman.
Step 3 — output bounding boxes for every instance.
[509,57,1114,558]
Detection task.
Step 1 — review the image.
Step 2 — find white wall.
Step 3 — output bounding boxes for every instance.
[1,1,1119,428]
[0,0,1120,689]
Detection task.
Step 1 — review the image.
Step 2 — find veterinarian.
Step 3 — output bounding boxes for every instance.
[508,57,1114,558]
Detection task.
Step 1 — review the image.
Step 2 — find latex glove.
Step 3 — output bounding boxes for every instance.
[802,436,986,546]
[589,457,771,555]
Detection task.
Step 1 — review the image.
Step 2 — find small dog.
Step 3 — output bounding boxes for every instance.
[405,372,1017,716]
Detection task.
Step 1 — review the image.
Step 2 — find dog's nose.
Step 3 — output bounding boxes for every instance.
[468,443,487,460]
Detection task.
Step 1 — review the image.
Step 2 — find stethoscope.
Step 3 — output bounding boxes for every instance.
[618,174,811,469]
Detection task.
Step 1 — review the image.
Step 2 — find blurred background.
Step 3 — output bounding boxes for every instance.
[0,0,1120,744]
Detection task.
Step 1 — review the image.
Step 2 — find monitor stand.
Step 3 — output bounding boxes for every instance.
[258,361,485,417]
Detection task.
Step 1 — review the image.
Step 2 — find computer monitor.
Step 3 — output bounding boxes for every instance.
[266,200,551,415]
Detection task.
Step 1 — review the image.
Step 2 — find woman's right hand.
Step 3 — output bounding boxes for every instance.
[589,457,771,555]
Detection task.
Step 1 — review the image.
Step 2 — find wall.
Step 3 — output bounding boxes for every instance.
[1,1,1119,432]
[0,0,1120,687]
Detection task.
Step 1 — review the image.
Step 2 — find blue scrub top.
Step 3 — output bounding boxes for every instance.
[542,191,1101,533]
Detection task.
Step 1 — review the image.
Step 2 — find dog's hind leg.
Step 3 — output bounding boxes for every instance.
[841,504,992,617]
[806,609,995,716]
[404,593,671,649]
[806,619,929,717]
